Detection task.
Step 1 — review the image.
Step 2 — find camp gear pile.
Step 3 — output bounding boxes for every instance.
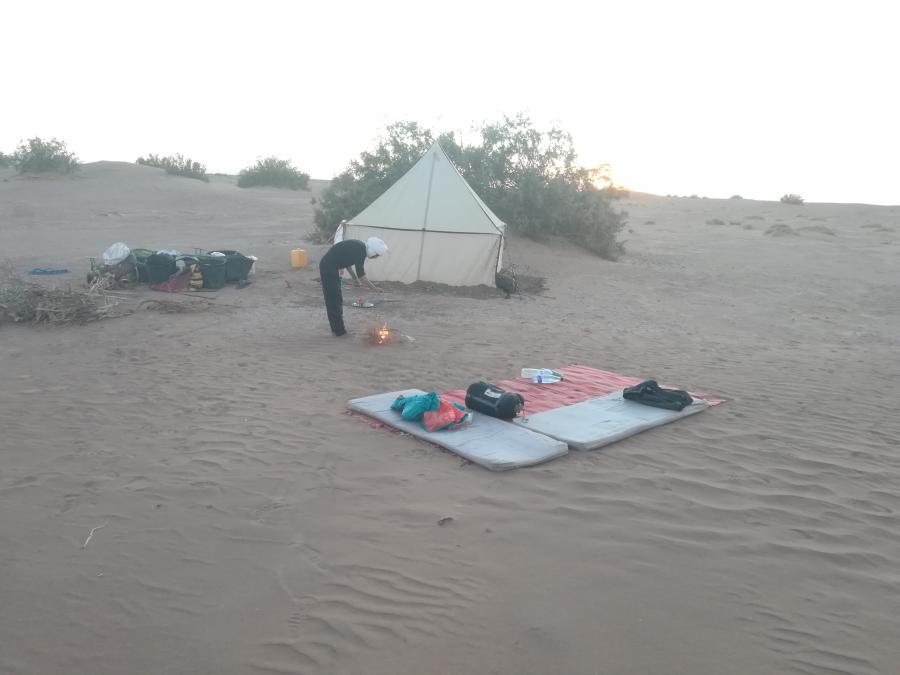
[91,243,255,291]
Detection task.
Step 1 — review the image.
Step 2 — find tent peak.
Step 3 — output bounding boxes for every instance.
[347,138,505,235]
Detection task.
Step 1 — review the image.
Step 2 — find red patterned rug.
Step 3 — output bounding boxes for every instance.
[442,364,725,415]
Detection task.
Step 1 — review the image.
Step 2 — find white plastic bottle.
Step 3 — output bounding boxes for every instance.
[520,368,562,384]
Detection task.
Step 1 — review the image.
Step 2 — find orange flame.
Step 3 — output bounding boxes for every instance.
[375,324,391,345]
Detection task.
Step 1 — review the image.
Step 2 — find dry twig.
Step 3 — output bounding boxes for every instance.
[82,523,108,549]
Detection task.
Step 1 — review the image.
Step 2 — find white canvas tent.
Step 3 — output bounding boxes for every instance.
[335,142,505,286]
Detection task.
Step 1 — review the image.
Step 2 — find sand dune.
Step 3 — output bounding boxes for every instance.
[1,166,899,674]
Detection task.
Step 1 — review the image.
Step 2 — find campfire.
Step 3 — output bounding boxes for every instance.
[370,323,394,345]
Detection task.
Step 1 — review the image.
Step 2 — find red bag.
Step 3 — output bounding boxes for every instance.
[422,400,471,432]
[150,269,191,292]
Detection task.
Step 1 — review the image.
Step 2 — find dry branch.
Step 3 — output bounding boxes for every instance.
[0,266,129,326]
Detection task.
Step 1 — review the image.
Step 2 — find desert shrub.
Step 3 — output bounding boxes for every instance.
[136,153,209,182]
[313,116,627,259]
[706,218,725,225]
[0,151,12,168]
[730,194,743,199]
[766,223,797,236]
[781,193,804,205]
[13,137,78,174]
[238,157,309,190]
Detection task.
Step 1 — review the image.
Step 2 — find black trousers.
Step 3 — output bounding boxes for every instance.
[319,261,346,335]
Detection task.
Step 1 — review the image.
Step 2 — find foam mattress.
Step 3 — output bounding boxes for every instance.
[348,389,568,471]
[513,390,708,451]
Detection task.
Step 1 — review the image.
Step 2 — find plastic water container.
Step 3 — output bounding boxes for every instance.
[520,368,563,384]
[291,249,308,268]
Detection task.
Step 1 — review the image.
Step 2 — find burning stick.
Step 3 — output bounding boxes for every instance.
[367,323,414,345]
[371,323,393,345]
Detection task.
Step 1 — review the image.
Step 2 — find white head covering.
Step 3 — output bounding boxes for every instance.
[366,237,388,257]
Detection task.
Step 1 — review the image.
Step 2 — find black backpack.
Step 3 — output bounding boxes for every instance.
[623,380,693,411]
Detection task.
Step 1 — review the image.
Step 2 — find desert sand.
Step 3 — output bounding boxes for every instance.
[1,162,899,674]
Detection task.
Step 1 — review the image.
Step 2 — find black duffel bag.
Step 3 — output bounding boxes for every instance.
[465,382,525,420]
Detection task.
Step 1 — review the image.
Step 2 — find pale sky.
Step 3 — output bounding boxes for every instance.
[3,0,899,204]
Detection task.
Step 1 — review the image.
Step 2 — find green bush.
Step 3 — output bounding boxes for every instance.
[0,151,12,168]
[780,193,804,205]
[13,137,78,174]
[238,157,309,190]
[136,153,209,182]
[312,116,627,259]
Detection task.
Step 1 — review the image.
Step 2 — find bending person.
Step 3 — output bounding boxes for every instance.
[318,237,387,336]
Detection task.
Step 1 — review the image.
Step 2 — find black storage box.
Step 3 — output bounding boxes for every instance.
[130,248,155,283]
[465,382,525,420]
[193,255,227,289]
[211,250,254,282]
[146,253,177,284]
